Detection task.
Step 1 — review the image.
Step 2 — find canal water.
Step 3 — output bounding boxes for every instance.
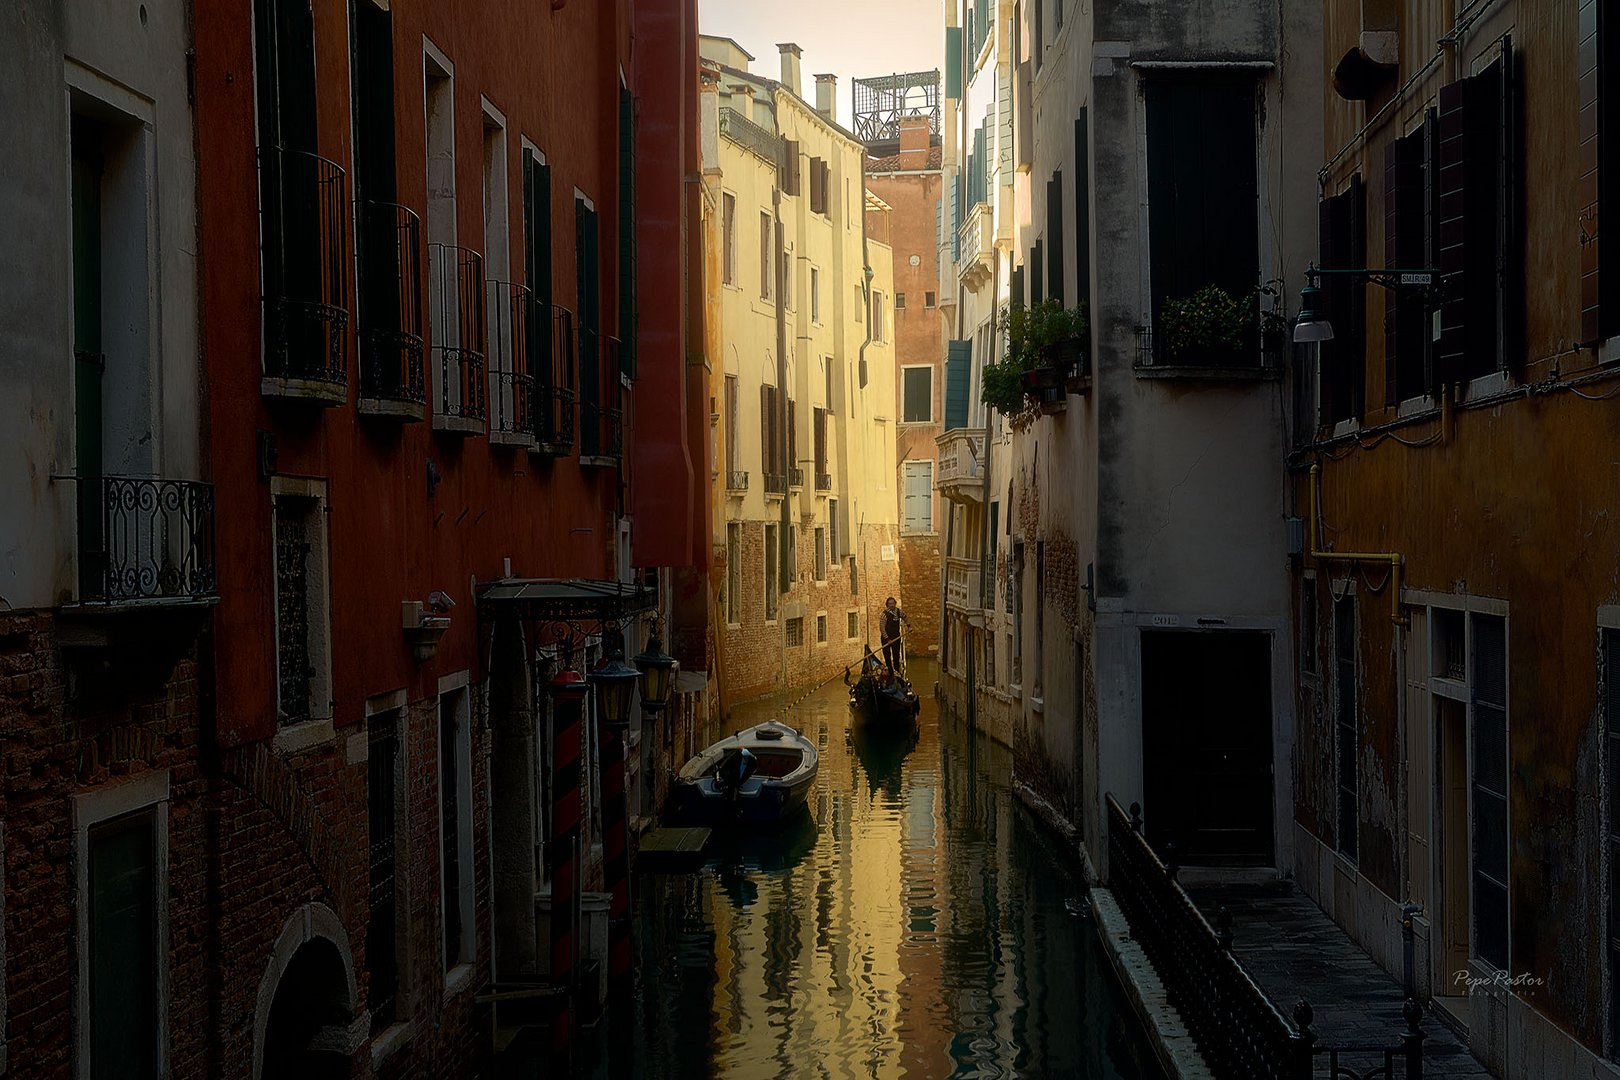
[619,659,1167,1079]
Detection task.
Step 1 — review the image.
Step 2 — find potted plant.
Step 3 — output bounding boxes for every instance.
[1157,282,1286,365]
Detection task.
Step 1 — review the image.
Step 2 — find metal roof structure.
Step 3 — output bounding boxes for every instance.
[852,70,942,155]
[477,578,655,622]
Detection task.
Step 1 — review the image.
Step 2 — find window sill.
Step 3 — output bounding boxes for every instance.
[1030,695,1045,714]
[1599,336,1620,365]
[274,717,336,756]
[1396,394,1436,419]
[1462,369,1509,401]
[445,963,475,997]
[369,1021,415,1067]
[1331,418,1361,440]
[1132,363,1280,382]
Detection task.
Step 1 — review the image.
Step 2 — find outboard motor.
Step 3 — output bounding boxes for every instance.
[715,747,758,792]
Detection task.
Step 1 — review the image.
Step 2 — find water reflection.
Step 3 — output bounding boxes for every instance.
[627,660,1165,1079]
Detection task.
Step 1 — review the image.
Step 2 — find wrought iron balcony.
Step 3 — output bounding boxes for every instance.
[763,472,788,495]
[726,470,749,492]
[259,147,350,403]
[579,332,623,466]
[487,280,536,448]
[815,472,832,492]
[532,304,577,455]
[78,477,217,604]
[358,200,425,419]
[789,467,805,488]
[429,244,487,433]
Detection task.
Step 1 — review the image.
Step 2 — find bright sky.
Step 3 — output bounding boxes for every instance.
[697,0,945,130]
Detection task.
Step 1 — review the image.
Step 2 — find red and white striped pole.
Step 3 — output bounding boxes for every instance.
[547,663,589,1064]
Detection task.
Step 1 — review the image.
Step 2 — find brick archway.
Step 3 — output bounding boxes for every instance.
[252,902,363,1080]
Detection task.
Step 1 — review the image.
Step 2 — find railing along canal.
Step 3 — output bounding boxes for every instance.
[1104,794,1425,1080]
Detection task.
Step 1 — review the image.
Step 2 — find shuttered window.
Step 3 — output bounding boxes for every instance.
[786,397,798,482]
[759,211,773,300]
[1383,123,1431,404]
[1471,614,1509,972]
[781,139,800,196]
[813,406,828,477]
[722,192,736,285]
[618,87,636,377]
[1075,109,1092,324]
[1029,241,1044,305]
[1046,170,1065,307]
[902,461,934,535]
[1319,177,1366,424]
[902,367,932,423]
[1436,46,1520,383]
[759,384,781,483]
[1335,594,1359,861]
[943,339,972,429]
[809,157,826,214]
[1146,75,1261,367]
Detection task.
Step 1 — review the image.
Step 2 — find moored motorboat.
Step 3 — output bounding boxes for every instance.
[671,719,819,826]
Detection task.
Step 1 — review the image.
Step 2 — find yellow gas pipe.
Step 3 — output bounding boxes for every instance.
[1309,464,1407,626]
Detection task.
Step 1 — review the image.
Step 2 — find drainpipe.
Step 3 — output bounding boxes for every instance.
[856,154,874,652]
[775,183,790,690]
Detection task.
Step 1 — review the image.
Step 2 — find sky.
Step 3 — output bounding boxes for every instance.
[697,0,945,130]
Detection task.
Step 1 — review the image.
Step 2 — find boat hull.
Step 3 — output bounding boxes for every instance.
[671,771,813,827]
[670,718,819,828]
[849,676,920,729]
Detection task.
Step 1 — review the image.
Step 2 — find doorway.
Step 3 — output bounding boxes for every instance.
[260,939,353,1080]
[1141,630,1275,866]
[1433,695,1471,1023]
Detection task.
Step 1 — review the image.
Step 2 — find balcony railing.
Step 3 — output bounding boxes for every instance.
[936,427,986,503]
[763,472,788,495]
[726,470,749,491]
[789,467,805,488]
[580,332,623,464]
[259,147,350,398]
[533,304,576,454]
[1135,320,1281,374]
[957,200,994,288]
[78,477,217,604]
[815,472,832,492]
[945,556,982,613]
[429,244,487,429]
[358,201,425,414]
[487,280,535,445]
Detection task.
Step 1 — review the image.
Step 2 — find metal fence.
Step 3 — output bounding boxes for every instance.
[259,146,350,385]
[81,477,217,603]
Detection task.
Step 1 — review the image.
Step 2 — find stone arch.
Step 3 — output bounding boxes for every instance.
[252,902,362,1080]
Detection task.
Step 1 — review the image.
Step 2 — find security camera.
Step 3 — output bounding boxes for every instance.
[427,591,456,612]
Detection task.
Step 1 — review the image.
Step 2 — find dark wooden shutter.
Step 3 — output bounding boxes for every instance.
[1010,265,1025,312]
[945,26,963,98]
[786,397,797,474]
[821,160,832,215]
[1500,42,1524,372]
[1435,79,1468,386]
[809,157,825,214]
[1030,241,1044,305]
[944,339,972,429]
[1075,110,1092,324]
[1383,138,1401,407]
[1462,63,1502,381]
[618,88,637,378]
[814,407,827,472]
[1580,0,1603,344]
[782,139,800,196]
[1386,130,1429,404]
[1047,171,1065,307]
[1320,177,1365,424]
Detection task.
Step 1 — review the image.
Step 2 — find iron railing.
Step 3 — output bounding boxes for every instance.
[763,472,788,495]
[429,243,487,424]
[487,280,534,439]
[358,200,425,406]
[534,304,576,454]
[580,332,623,462]
[1106,795,1425,1080]
[259,147,350,386]
[79,477,217,603]
[789,467,805,488]
[815,472,832,492]
[726,470,749,491]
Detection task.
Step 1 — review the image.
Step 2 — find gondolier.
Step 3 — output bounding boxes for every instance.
[880,597,909,672]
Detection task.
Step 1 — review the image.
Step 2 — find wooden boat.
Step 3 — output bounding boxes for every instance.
[847,661,921,728]
[671,719,819,826]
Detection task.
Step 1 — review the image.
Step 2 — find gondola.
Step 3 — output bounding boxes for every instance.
[845,654,921,729]
[671,719,819,827]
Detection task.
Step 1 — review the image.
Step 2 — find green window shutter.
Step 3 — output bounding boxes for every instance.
[944,339,972,430]
[946,27,963,98]
[618,87,637,379]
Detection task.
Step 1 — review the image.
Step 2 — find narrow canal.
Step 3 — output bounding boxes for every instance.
[620,658,1167,1079]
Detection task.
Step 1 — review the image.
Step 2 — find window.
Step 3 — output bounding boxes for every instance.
[829,498,839,560]
[367,708,405,1030]
[1383,121,1433,403]
[902,366,933,423]
[1604,627,1620,1048]
[786,616,805,648]
[521,146,560,441]
[1436,49,1519,382]
[764,523,779,620]
[817,614,828,644]
[1471,614,1508,971]
[814,527,827,581]
[618,86,637,377]
[75,773,168,1080]
[574,195,604,454]
[902,461,934,535]
[986,631,996,685]
[483,107,515,424]
[1145,76,1261,368]
[273,488,330,727]
[811,265,821,321]
[895,292,907,310]
[925,291,937,308]
[725,523,742,625]
[760,383,783,489]
[1300,576,1318,676]
[722,192,736,285]
[1047,169,1065,306]
[783,245,794,311]
[759,211,773,300]
[809,157,829,215]
[824,357,834,411]
[848,610,860,640]
[1318,176,1367,423]
[1334,594,1358,860]
[439,683,474,973]
[813,406,829,489]
[873,292,887,342]
[1433,607,1465,680]
[724,374,740,482]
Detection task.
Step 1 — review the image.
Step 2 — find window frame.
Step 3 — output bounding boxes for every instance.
[900,364,934,424]
[722,191,737,286]
[270,478,334,742]
[74,771,171,1080]
[437,675,476,981]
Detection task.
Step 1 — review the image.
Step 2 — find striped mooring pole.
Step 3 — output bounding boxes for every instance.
[548,666,589,1064]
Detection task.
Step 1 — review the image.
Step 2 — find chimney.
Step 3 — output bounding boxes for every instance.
[815,73,837,120]
[898,114,931,169]
[778,43,802,97]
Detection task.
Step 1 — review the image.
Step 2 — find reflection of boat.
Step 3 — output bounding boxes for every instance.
[672,719,819,826]
[706,807,818,875]
[850,722,918,797]
[847,658,921,729]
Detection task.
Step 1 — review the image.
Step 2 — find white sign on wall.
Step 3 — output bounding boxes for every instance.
[881,544,897,562]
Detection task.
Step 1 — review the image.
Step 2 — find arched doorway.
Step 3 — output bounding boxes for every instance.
[261,937,353,1080]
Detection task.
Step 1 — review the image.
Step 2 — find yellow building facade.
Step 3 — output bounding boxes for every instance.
[700,37,903,707]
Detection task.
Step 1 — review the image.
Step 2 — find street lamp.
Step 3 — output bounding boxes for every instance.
[1293,280,1334,343]
[1293,266,1439,344]
[632,626,678,714]
[588,648,640,730]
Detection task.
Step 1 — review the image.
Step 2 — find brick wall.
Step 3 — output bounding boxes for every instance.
[898,536,942,654]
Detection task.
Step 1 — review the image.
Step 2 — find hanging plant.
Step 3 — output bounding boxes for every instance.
[981,300,1089,426]
[1159,282,1288,360]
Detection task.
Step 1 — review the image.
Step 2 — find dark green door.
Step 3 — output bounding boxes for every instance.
[90,813,158,1079]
